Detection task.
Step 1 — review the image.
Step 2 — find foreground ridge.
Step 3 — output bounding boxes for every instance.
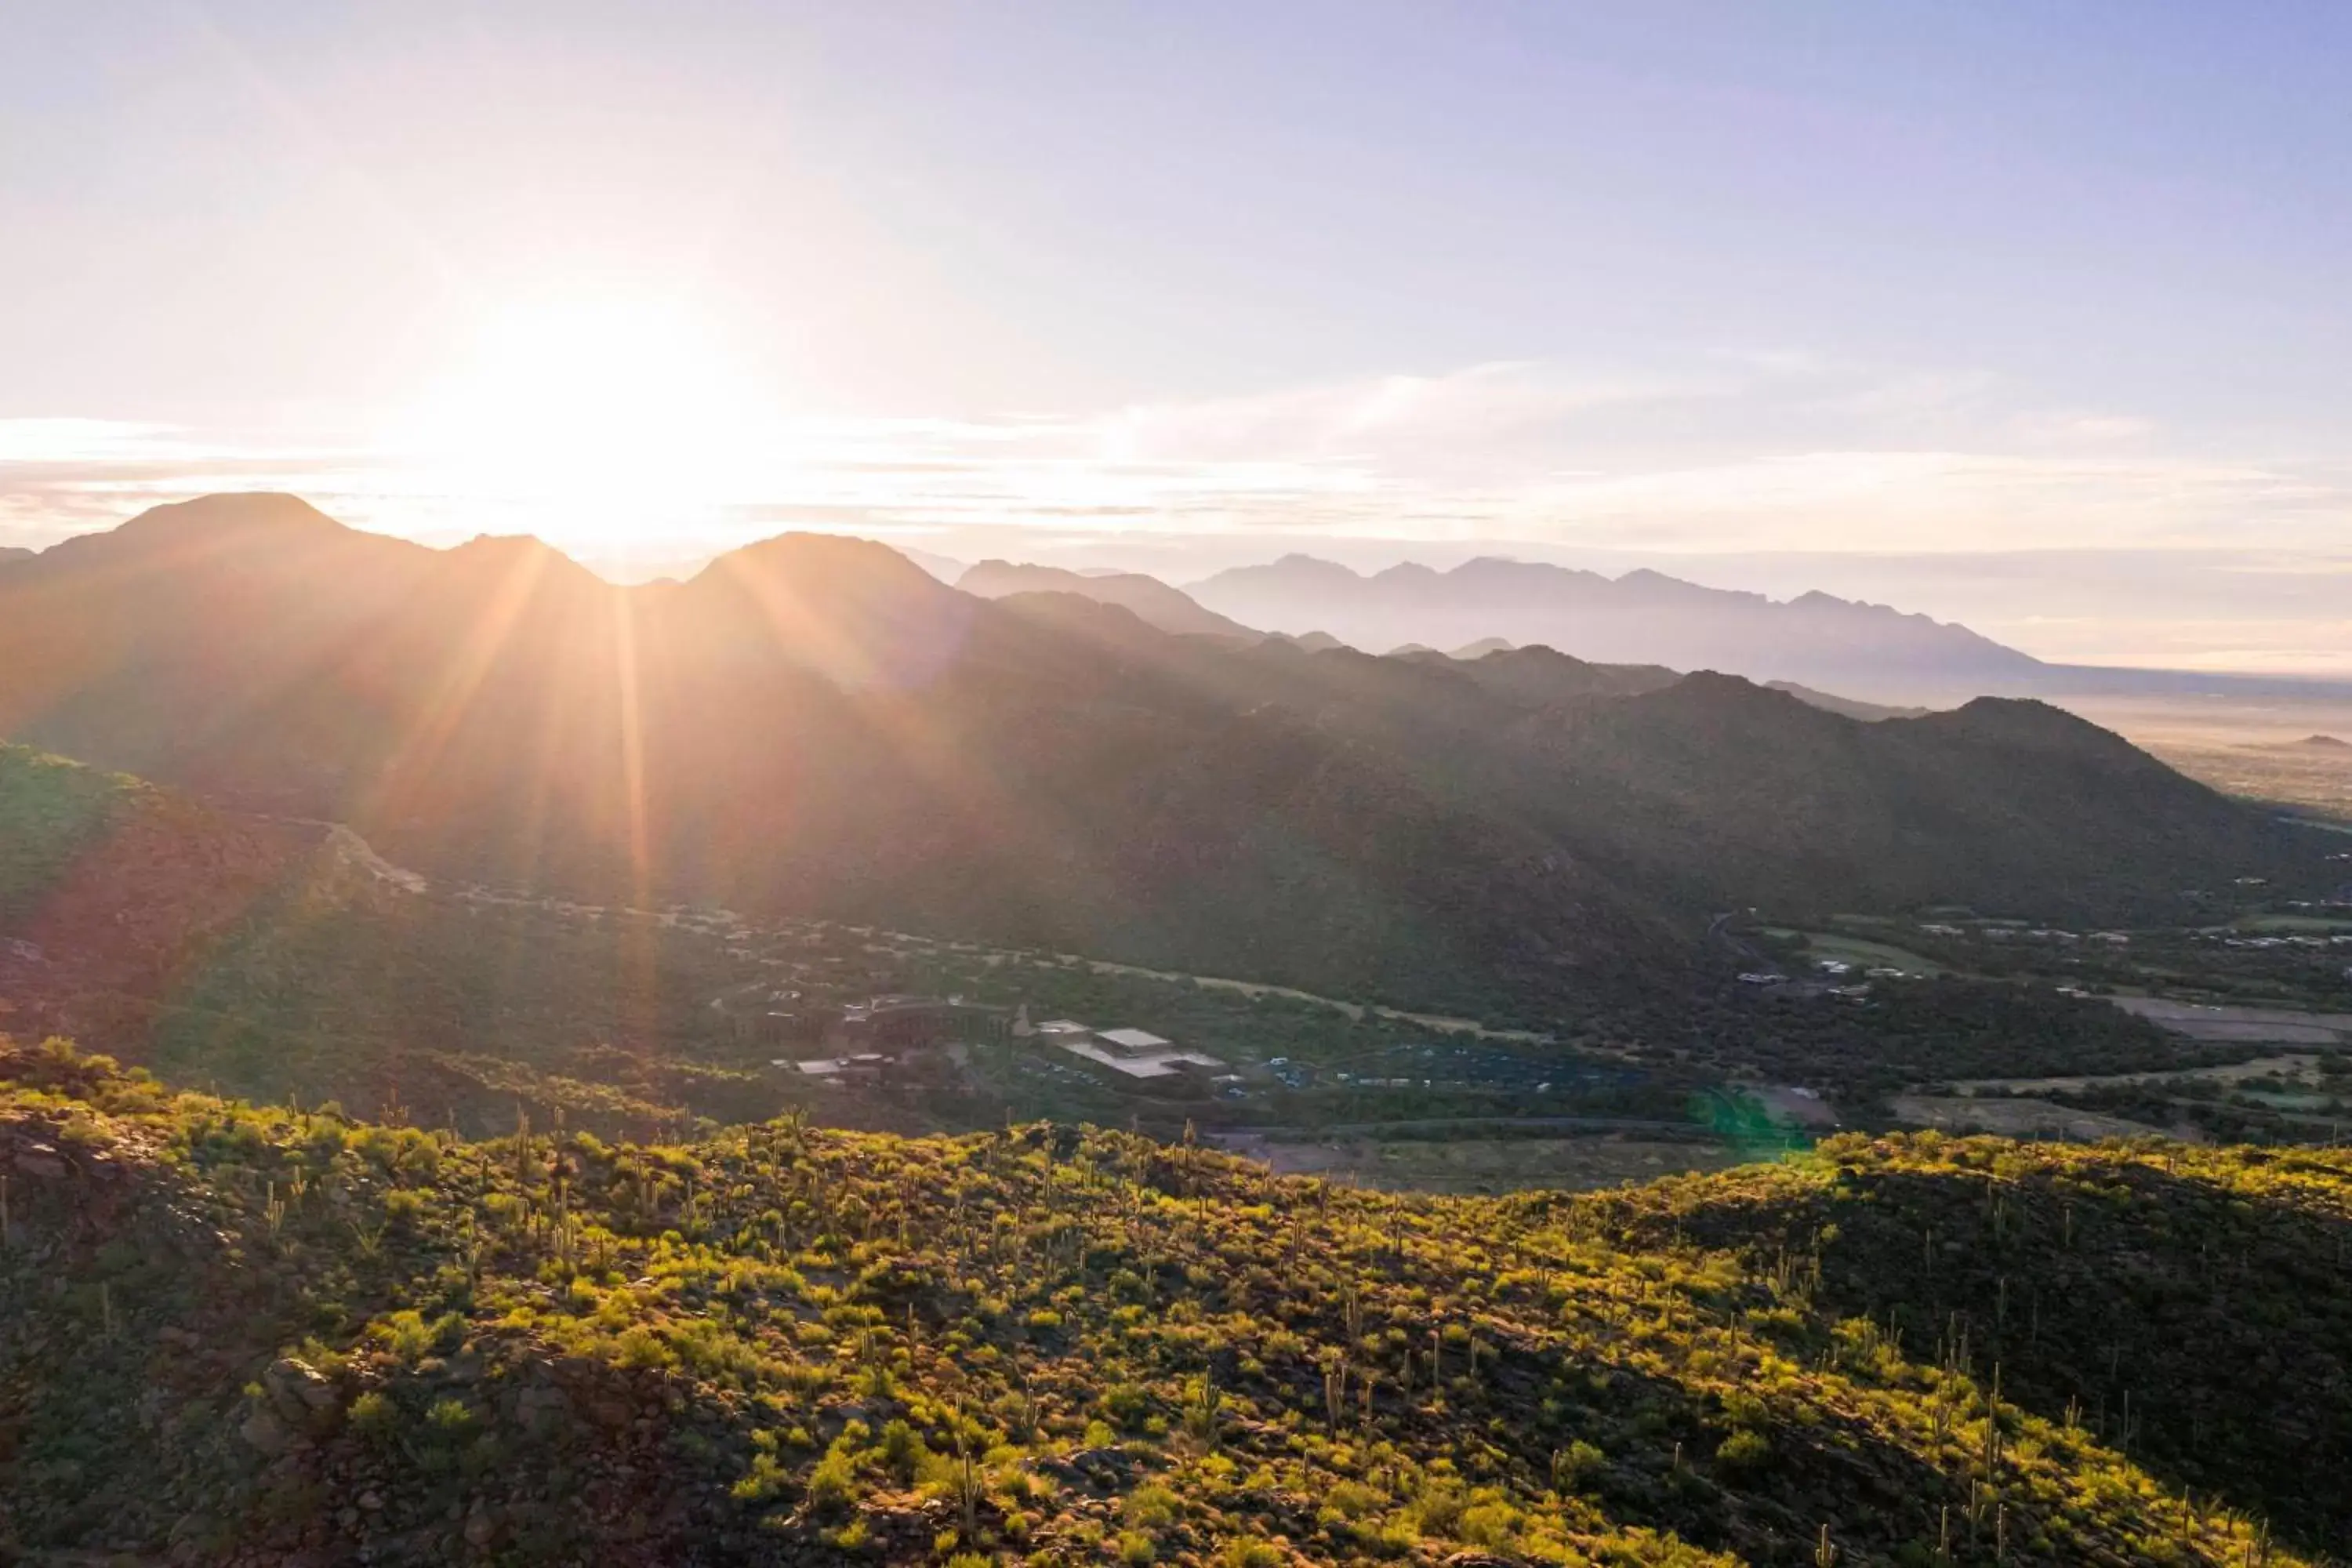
[2,1038,2343,1566]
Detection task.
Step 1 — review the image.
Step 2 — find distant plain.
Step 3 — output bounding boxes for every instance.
[2060,692,2352,822]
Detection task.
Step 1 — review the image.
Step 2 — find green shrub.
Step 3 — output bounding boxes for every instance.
[1715,1428,1772,1473]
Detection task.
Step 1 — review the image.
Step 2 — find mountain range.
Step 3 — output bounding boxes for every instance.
[0,495,2327,1017]
[1185,554,2046,700]
[957,559,1261,641]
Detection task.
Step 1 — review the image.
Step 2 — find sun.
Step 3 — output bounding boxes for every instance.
[392,295,779,546]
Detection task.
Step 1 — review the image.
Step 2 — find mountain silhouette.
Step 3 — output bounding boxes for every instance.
[1189,553,2045,699]
[0,495,2324,1014]
[957,559,1260,640]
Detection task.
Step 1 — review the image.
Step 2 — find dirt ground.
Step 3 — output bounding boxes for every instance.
[2111,996,2352,1044]
[1951,1052,2324,1095]
[1221,1132,1755,1194]
[1888,1094,2180,1142]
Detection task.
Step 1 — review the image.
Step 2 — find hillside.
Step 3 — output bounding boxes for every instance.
[1500,677,2291,923]
[959,561,1263,641]
[1188,557,2045,701]
[0,496,2328,1019]
[2,1038,2340,1565]
[0,744,344,1047]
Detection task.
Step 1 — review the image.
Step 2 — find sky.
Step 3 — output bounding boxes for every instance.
[5,2,2352,670]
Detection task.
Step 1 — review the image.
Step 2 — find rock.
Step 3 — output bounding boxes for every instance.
[463,1508,498,1548]
[1039,1446,1134,1489]
[240,1405,293,1457]
[13,1145,66,1180]
[263,1357,340,1428]
[514,1385,571,1432]
[358,1490,384,1512]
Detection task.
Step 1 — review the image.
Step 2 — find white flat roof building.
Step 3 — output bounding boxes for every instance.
[1052,1037,1226,1080]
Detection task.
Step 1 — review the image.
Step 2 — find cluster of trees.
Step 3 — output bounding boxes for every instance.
[1835,918,2352,1014]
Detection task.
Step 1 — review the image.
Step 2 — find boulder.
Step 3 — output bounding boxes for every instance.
[263,1356,341,1426]
[240,1404,293,1457]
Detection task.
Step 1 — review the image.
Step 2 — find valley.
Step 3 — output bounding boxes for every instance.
[8,728,2347,1199]
[2061,692,2352,827]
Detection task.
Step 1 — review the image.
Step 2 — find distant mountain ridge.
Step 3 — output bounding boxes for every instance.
[957,559,1260,640]
[1763,681,1931,721]
[1189,553,2044,699]
[0,494,2325,1017]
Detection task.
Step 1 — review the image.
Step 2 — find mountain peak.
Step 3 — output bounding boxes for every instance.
[682,531,975,688]
[440,532,612,593]
[119,492,346,539]
[705,530,953,594]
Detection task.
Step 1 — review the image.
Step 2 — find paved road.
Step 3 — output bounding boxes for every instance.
[1705,911,1780,975]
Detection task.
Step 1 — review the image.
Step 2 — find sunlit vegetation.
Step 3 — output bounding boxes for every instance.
[5,1036,2342,1564]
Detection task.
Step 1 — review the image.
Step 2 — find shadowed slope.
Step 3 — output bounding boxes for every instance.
[0,497,2327,1015]
[1609,1134,2352,1552]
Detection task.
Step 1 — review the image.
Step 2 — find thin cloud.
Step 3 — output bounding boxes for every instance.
[7,359,2352,583]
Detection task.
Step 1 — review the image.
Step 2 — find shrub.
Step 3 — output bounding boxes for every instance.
[1550,1440,1605,1492]
[347,1390,397,1445]
[880,1417,929,1482]
[615,1326,676,1370]
[1715,1428,1772,1473]
[808,1450,858,1512]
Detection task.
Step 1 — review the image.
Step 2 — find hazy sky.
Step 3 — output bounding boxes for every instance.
[6,2,2352,669]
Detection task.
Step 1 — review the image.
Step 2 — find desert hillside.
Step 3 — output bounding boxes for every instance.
[3,1039,2342,1565]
